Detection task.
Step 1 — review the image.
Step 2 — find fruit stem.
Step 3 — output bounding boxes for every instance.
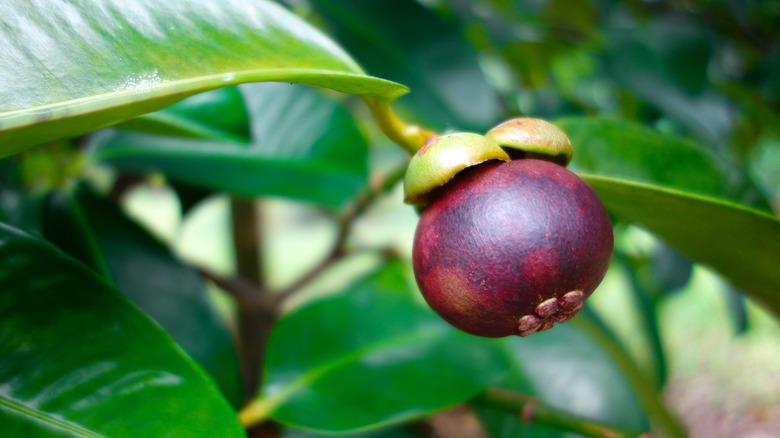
[363,97,437,154]
[572,314,687,438]
[480,387,649,438]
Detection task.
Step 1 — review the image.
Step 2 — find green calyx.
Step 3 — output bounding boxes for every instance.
[486,117,573,166]
[403,118,572,206]
[403,133,509,205]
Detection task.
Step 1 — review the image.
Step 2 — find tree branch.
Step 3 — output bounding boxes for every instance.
[274,158,410,303]
[231,198,263,286]
[229,197,274,401]
[572,315,687,438]
[480,387,651,438]
[198,266,277,315]
[231,161,410,431]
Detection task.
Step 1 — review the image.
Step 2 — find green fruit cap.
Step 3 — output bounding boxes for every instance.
[404,133,509,205]
[486,117,573,166]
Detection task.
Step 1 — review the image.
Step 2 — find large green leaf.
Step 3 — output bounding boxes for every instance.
[0,222,243,436]
[78,186,244,406]
[0,0,407,156]
[256,261,510,433]
[559,117,780,315]
[90,83,368,206]
[559,117,780,313]
[561,117,739,203]
[474,321,649,437]
[585,176,780,317]
[310,0,501,132]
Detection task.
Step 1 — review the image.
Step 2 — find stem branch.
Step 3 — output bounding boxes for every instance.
[480,387,649,438]
[573,315,687,438]
[232,161,409,431]
[275,159,410,303]
[230,197,274,401]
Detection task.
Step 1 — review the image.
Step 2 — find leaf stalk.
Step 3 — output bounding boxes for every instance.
[362,97,436,154]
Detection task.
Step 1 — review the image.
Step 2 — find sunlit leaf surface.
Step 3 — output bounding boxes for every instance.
[0,0,407,155]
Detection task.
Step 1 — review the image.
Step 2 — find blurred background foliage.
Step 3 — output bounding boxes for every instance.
[2,0,779,436]
[282,0,780,435]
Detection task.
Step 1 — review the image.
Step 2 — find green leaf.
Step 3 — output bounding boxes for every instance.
[559,117,780,316]
[311,0,501,131]
[91,83,368,206]
[474,321,649,437]
[257,261,509,433]
[42,190,112,278]
[41,186,243,407]
[0,222,243,436]
[117,86,251,142]
[79,186,244,406]
[585,176,780,317]
[0,0,407,156]
[561,117,739,203]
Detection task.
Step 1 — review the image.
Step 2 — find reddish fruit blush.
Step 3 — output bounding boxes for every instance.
[412,159,613,337]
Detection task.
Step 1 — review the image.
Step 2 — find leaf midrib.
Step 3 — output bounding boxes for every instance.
[0,396,102,438]
[260,325,445,414]
[0,69,404,122]
[581,173,780,221]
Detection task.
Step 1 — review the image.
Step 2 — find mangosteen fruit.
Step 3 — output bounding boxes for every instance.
[410,150,613,337]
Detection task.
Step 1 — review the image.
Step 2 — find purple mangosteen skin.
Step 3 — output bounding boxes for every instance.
[412,158,613,337]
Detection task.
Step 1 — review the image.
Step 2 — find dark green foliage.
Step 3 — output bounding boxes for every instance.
[0,0,777,436]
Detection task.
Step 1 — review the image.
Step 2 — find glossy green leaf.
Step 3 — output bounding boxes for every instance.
[557,117,780,314]
[0,222,243,436]
[41,187,243,407]
[117,87,251,142]
[474,321,649,437]
[311,0,501,131]
[91,83,368,206]
[80,186,244,406]
[585,176,780,317]
[258,261,510,433]
[561,117,738,203]
[0,0,407,156]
